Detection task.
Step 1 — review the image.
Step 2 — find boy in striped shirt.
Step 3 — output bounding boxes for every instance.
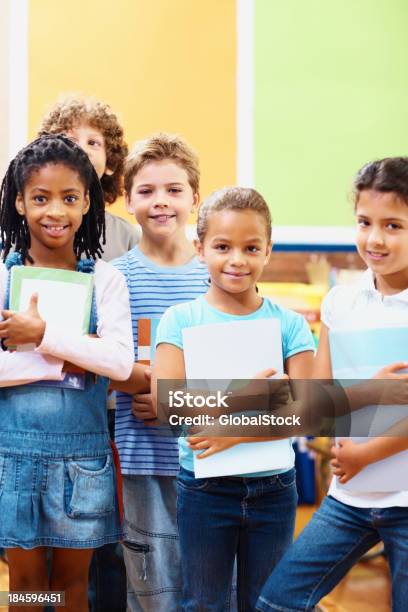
[111,133,207,612]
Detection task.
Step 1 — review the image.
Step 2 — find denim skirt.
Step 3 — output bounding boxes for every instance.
[0,431,122,549]
[0,256,122,548]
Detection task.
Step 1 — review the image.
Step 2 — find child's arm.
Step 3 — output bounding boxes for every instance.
[312,324,332,379]
[131,390,155,421]
[152,342,185,415]
[190,349,315,459]
[331,433,408,484]
[188,435,281,459]
[313,324,408,414]
[111,365,154,422]
[153,340,285,430]
[110,362,151,395]
[0,351,64,387]
[0,293,46,348]
[154,345,282,418]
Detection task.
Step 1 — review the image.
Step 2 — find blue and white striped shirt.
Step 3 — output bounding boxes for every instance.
[112,245,208,475]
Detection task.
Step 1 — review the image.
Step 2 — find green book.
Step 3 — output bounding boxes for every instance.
[10,266,94,339]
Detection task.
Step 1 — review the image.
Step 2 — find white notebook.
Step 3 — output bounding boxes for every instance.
[9,266,94,351]
[182,318,293,478]
[330,327,408,492]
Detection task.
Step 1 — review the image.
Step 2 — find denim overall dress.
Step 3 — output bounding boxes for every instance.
[0,253,122,549]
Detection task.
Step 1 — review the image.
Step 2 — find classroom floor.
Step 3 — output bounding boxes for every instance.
[0,506,391,611]
[0,559,7,612]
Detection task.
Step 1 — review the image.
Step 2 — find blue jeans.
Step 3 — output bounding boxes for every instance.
[88,542,126,612]
[256,495,408,612]
[177,467,298,611]
[122,475,181,611]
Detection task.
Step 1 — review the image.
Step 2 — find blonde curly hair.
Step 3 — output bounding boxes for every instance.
[38,95,128,204]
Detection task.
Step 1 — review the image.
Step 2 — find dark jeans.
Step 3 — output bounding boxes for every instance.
[177,467,298,611]
[88,409,126,612]
[89,542,127,612]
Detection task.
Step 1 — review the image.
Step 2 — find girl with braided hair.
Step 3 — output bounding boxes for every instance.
[0,134,133,611]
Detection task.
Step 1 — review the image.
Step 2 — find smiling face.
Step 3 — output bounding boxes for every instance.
[196,208,271,304]
[355,189,408,291]
[15,163,90,264]
[126,159,198,243]
[65,123,108,179]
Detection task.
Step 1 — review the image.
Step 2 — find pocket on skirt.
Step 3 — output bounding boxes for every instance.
[65,454,115,518]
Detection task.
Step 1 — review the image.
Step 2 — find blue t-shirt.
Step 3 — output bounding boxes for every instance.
[112,246,208,475]
[156,295,315,476]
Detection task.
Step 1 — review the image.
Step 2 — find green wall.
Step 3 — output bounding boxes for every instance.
[255,0,408,226]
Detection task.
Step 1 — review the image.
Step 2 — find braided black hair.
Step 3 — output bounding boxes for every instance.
[0,134,106,263]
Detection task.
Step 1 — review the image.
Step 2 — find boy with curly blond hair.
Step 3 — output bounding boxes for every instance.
[39,95,140,261]
[39,95,140,611]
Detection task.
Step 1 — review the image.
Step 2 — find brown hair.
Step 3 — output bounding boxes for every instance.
[38,95,128,204]
[124,132,200,194]
[197,187,272,242]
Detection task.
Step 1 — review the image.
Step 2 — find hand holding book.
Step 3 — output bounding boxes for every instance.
[188,435,243,459]
[0,293,45,349]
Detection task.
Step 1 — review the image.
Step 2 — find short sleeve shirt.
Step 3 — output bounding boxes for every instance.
[156,295,315,476]
[324,269,408,508]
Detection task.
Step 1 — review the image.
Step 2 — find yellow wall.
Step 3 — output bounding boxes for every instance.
[28,0,236,219]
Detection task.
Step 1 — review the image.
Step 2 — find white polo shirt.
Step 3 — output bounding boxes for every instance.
[323,268,408,508]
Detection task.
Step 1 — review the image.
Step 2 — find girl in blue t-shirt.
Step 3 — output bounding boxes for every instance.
[154,187,315,610]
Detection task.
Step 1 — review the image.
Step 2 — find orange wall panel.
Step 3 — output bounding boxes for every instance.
[28,0,236,218]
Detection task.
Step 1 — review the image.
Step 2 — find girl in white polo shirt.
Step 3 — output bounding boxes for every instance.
[257,157,408,612]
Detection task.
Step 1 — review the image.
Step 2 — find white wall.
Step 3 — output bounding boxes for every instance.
[0,0,28,177]
[0,0,11,176]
